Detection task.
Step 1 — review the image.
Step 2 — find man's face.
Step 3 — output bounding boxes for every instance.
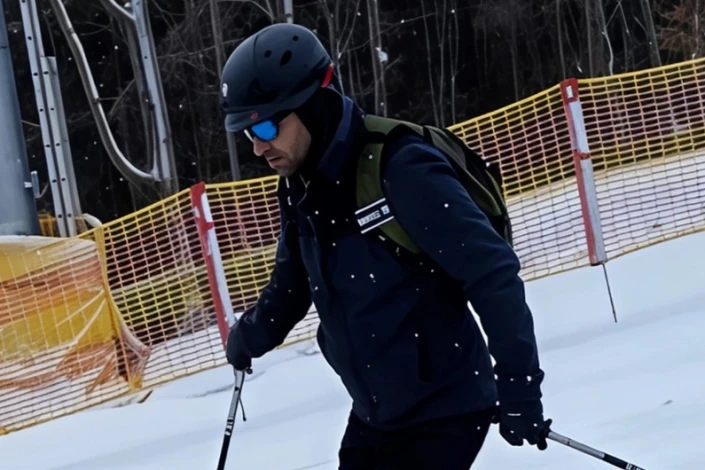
[251,113,311,177]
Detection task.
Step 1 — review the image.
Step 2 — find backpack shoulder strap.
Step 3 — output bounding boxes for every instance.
[427,127,512,245]
[433,128,514,246]
[355,114,421,255]
[424,127,501,216]
[355,115,513,254]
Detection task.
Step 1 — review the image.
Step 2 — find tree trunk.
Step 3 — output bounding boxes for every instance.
[434,0,448,127]
[421,0,439,125]
[366,0,386,115]
[596,0,614,75]
[640,0,662,66]
[617,2,631,71]
[586,0,594,76]
[449,0,459,123]
[210,0,240,180]
[509,6,520,101]
[695,0,702,59]
[556,0,566,78]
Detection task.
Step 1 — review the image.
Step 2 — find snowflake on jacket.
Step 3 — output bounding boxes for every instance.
[227,97,545,430]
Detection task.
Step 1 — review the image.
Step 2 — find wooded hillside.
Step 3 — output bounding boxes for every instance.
[3,0,703,222]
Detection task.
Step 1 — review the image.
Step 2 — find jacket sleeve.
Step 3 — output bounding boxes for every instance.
[382,136,544,404]
[228,214,312,359]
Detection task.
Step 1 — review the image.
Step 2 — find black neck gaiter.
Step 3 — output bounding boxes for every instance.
[294,87,344,179]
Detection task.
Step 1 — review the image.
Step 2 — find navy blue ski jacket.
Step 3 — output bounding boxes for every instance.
[230,96,544,430]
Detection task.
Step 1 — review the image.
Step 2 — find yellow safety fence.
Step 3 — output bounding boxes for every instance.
[3,57,705,435]
[448,56,705,276]
[449,84,582,279]
[579,59,705,259]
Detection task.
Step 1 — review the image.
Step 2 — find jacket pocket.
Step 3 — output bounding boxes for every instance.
[414,302,474,385]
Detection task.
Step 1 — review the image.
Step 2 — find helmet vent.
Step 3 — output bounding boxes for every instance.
[292,35,299,41]
[264,50,272,58]
[280,50,293,66]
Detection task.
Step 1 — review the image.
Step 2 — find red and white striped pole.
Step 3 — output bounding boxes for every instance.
[560,79,607,266]
[561,80,618,321]
[190,182,235,348]
[191,187,251,470]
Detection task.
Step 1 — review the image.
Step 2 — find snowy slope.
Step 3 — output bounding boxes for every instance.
[2,230,705,470]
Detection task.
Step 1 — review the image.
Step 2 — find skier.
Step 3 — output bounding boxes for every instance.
[219,22,552,469]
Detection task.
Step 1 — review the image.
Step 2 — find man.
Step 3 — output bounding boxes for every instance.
[219,22,551,469]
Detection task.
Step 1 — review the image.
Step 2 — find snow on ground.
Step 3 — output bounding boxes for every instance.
[2,230,705,470]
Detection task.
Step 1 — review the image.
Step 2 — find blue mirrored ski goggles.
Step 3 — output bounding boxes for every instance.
[244,119,279,142]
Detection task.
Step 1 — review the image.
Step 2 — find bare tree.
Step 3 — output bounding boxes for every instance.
[434,0,448,127]
[474,0,525,101]
[639,0,663,66]
[210,0,242,180]
[448,0,460,123]
[615,0,634,71]
[220,0,276,21]
[596,0,615,75]
[367,0,387,115]
[421,0,439,124]
[317,0,362,97]
[556,0,567,78]
[656,0,705,61]
[420,0,461,127]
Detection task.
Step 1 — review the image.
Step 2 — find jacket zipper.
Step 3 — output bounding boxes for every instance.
[296,175,375,421]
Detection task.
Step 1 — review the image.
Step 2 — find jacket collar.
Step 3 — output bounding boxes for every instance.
[307,96,364,184]
[282,96,366,200]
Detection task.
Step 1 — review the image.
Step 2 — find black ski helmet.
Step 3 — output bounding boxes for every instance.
[220,23,337,133]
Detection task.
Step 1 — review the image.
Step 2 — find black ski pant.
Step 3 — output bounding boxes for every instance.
[338,407,495,470]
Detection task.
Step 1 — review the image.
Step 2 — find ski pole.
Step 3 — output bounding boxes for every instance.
[547,430,647,470]
[216,367,250,470]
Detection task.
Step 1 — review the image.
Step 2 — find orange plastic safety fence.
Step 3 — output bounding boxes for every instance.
[0,188,235,433]
[37,213,89,237]
[579,58,705,260]
[449,85,591,280]
[0,235,141,433]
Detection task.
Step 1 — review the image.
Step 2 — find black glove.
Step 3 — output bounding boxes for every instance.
[226,322,253,371]
[494,370,551,450]
[497,400,552,450]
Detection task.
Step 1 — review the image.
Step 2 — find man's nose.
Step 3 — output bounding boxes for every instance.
[252,138,271,157]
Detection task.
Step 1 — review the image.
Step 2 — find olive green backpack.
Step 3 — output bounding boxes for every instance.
[354,114,513,255]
